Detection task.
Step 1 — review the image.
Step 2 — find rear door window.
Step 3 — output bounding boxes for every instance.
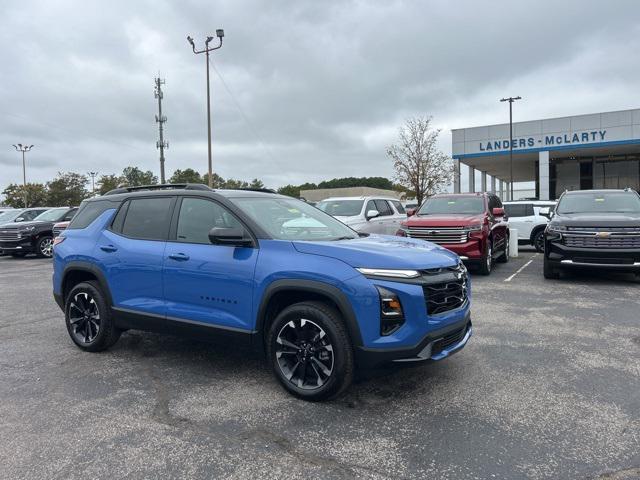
[374,200,393,216]
[120,197,174,240]
[504,204,529,217]
[391,200,405,214]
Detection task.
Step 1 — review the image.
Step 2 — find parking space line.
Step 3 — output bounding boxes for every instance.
[504,254,539,282]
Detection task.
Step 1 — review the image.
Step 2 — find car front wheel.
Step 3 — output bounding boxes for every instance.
[543,257,560,279]
[533,230,545,253]
[267,301,354,401]
[37,236,54,258]
[477,240,493,275]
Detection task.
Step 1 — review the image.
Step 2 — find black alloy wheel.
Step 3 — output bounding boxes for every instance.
[68,291,101,345]
[275,318,335,390]
[267,301,353,401]
[65,281,121,351]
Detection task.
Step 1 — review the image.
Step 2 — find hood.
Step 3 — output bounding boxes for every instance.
[292,234,459,270]
[0,220,49,229]
[333,215,362,224]
[554,212,640,228]
[404,213,485,227]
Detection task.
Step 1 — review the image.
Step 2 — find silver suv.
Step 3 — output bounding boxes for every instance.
[316,196,406,235]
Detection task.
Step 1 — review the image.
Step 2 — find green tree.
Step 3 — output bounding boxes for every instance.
[168,168,203,184]
[97,174,123,195]
[47,172,90,206]
[121,166,157,186]
[202,173,226,188]
[249,178,265,189]
[277,184,300,198]
[223,178,250,189]
[317,177,393,190]
[1,183,48,208]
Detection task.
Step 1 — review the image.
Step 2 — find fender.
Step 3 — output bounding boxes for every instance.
[60,261,114,307]
[256,279,364,347]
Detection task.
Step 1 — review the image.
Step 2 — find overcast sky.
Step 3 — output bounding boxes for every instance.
[1,0,639,194]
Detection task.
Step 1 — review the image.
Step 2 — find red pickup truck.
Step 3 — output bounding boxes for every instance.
[397,193,509,275]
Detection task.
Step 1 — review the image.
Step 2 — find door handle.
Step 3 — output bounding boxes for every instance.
[100,245,117,253]
[168,253,190,261]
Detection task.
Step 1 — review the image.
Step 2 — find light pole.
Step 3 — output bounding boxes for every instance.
[500,96,521,201]
[187,29,224,188]
[12,143,33,207]
[88,171,98,195]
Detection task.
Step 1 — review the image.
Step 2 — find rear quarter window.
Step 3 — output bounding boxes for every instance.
[68,201,118,229]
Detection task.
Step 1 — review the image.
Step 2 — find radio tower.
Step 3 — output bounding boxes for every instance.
[154,77,169,183]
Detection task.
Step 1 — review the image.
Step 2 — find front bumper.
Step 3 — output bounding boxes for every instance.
[355,311,472,369]
[0,240,36,254]
[436,239,484,261]
[546,238,640,271]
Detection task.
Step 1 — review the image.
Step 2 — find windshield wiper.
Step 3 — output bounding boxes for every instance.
[332,236,357,241]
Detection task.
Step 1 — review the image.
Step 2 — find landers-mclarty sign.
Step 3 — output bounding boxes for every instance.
[479,129,607,152]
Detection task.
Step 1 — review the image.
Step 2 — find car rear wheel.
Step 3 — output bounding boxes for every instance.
[543,257,560,279]
[267,301,353,401]
[477,241,493,275]
[37,236,54,258]
[532,230,545,253]
[65,281,121,352]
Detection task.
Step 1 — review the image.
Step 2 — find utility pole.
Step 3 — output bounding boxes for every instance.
[187,29,224,188]
[154,77,168,184]
[500,96,522,201]
[12,144,33,207]
[88,171,98,195]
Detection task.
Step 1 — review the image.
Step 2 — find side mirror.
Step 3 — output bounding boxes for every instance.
[539,207,551,218]
[406,208,416,217]
[492,207,505,217]
[365,209,380,220]
[15,217,24,222]
[208,227,253,247]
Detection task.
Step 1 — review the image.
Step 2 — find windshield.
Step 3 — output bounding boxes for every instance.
[557,191,640,214]
[33,208,69,222]
[0,210,23,223]
[418,196,485,215]
[230,196,359,241]
[316,199,364,217]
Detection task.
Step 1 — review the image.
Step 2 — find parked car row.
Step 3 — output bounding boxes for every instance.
[0,206,78,258]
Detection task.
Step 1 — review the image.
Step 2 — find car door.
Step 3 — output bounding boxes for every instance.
[163,196,259,332]
[94,196,174,318]
[389,200,406,233]
[503,204,528,240]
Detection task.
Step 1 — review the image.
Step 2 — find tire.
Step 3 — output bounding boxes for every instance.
[532,229,545,253]
[496,235,509,263]
[65,281,121,352]
[543,257,560,280]
[477,240,493,275]
[36,236,54,258]
[266,301,354,401]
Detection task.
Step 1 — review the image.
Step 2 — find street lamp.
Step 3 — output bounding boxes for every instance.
[12,143,33,207]
[88,171,98,195]
[500,96,521,201]
[187,29,224,188]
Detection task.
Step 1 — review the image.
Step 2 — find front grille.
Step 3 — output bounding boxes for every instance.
[422,263,468,315]
[432,326,468,356]
[407,226,468,244]
[564,233,640,249]
[0,229,20,241]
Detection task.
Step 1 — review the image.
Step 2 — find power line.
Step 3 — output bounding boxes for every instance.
[209,60,277,165]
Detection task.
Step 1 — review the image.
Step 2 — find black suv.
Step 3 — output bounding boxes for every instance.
[544,189,640,279]
[0,207,78,258]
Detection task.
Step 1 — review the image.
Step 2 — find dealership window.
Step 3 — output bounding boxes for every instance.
[594,155,640,190]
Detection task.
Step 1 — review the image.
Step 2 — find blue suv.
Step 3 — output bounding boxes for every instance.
[53,184,472,400]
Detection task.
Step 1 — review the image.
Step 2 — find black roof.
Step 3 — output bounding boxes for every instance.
[99,183,282,202]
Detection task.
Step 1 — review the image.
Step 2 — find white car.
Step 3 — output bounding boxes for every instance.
[316,196,406,235]
[503,200,556,252]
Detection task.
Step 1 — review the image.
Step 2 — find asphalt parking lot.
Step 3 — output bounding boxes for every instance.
[0,250,638,480]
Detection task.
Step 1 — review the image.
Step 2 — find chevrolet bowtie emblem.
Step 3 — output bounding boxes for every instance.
[595,232,611,238]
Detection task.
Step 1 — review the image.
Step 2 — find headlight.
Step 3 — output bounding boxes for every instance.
[20,226,36,232]
[356,268,420,279]
[465,224,483,232]
[547,223,566,233]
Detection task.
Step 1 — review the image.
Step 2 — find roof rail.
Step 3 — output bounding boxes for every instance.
[235,188,277,194]
[104,183,212,195]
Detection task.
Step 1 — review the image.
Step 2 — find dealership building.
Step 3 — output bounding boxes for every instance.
[452,108,640,200]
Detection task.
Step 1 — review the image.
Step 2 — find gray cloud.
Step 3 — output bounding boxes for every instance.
[1,0,639,194]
